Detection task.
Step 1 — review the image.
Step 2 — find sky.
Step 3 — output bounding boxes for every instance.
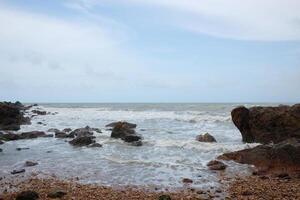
[0,0,300,103]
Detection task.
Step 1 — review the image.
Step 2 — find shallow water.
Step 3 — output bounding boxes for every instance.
[0,103,279,190]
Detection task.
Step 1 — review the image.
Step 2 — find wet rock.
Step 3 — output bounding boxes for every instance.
[196,133,217,143]
[1,132,20,141]
[63,128,72,132]
[0,148,2,152]
[219,138,300,173]
[43,134,53,138]
[32,110,47,115]
[69,136,95,147]
[88,143,102,148]
[158,195,171,200]
[16,191,39,200]
[11,169,25,174]
[182,178,193,183]
[0,140,4,145]
[20,131,46,139]
[47,189,67,198]
[110,122,143,145]
[16,147,30,151]
[131,140,143,146]
[0,101,31,131]
[48,128,60,133]
[123,134,142,142]
[25,161,38,167]
[207,160,227,170]
[106,121,137,129]
[55,131,72,138]
[231,104,300,144]
[69,126,94,138]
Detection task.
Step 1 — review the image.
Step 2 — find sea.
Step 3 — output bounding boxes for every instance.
[0,103,280,190]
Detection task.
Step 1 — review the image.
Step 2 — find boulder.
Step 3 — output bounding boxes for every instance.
[231,104,300,144]
[106,121,137,129]
[16,191,39,200]
[207,160,227,170]
[110,122,143,144]
[196,133,217,143]
[69,136,95,147]
[0,101,30,131]
[219,138,300,173]
[123,134,142,142]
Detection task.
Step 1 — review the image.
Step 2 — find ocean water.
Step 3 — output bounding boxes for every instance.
[0,103,278,190]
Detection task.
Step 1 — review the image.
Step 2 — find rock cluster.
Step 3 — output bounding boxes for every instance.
[109,121,142,145]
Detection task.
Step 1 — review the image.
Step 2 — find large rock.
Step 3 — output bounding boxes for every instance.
[106,121,137,129]
[69,126,99,138]
[231,104,300,144]
[196,133,217,143]
[219,138,300,173]
[69,136,95,147]
[0,101,31,131]
[110,122,143,144]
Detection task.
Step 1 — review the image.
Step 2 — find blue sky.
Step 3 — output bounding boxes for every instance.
[0,0,299,103]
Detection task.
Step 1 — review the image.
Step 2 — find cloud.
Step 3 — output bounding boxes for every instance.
[70,0,300,41]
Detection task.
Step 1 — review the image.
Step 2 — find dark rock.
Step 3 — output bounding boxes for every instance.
[1,132,20,141]
[69,126,94,138]
[196,133,217,143]
[88,143,102,148]
[69,136,95,147]
[16,147,30,151]
[43,134,53,138]
[131,140,143,146]
[16,191,39,200]
[182,178,193,183]
[63,128,72,132]
[123,134,142,142]
[207,160,227,170]
[11,169,25,174]
[25,161,38,167]
[106,121,137,129]
[0,140,4,145]
[0,148,2,152]
[47,189,67,198]
[158,195,172,200]
[0,101,30,131]
[218,138,300,173]
[231,104,300,144]
[20,131,46,139]
[37,122,43,125]
[32,110,47,115]
[110,122,143,145]
[55,131,72,138]
[48,128,60,133]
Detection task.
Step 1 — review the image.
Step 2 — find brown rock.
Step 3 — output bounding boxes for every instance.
[16,191,39,200]
[69,136,95,147]
[196,133,217,142]
[182,178,193,183]
[207,160,227,170]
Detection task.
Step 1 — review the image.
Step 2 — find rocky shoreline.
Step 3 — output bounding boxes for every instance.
[1,101,300,199]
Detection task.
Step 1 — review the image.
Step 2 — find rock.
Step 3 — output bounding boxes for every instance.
[219,138,300,173]
[1,132,20,141]
[207,160,227,170]
[63,128,72,132]
[69,136,95,147]
[0,140,4,145]
[16,191,39,200]
[25,161,38,167]
[0,148,2,152]
[123,134,142,142]
[111,122,143,145]
[88,143,102,148]
[231,104,300,144]
[69,126,94,138]
[158,195,172,200]
[20,131,46,139]
[32,110,47,115]
[106,121,137,129]
[11,169,25,174]
[182,178,193,183]
[47,189,67,198]
[55,131,72,138]
[196,133,217,143]
[0,101,31,131]
[131,140,143,146]
[16,147,30,151]
[48,128,60,133]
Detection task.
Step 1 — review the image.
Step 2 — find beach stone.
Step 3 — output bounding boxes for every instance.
[158,195,172,200]
[47,189,67,198]
[16,191,39,200]
[25,161,38,167]
[106,121,137,129]
[231,104,300,144]
[196,133,217,143]
[69,136,95,147]
[11,169,25,174]
[207,160,227,170]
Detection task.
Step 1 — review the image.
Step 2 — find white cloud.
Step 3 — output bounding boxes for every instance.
[71,0,300,41]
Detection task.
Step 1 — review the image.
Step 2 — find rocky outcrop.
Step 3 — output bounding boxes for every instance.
[111,122,142,144]
[196,133,217,143]
[0,101,31,131]
[69,136,95,147]
[219,138,300,174]
[231,104,300,144]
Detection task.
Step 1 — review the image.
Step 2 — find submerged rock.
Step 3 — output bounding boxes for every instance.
[16,147,30,151]
[11,169,25,174]
[207,160,227,170]
[231,104,300,144]
[196,133,217,143]
[25,161,38,167]
[16,191,39,200]
[219,138,300,173]
[69,136,95,147]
